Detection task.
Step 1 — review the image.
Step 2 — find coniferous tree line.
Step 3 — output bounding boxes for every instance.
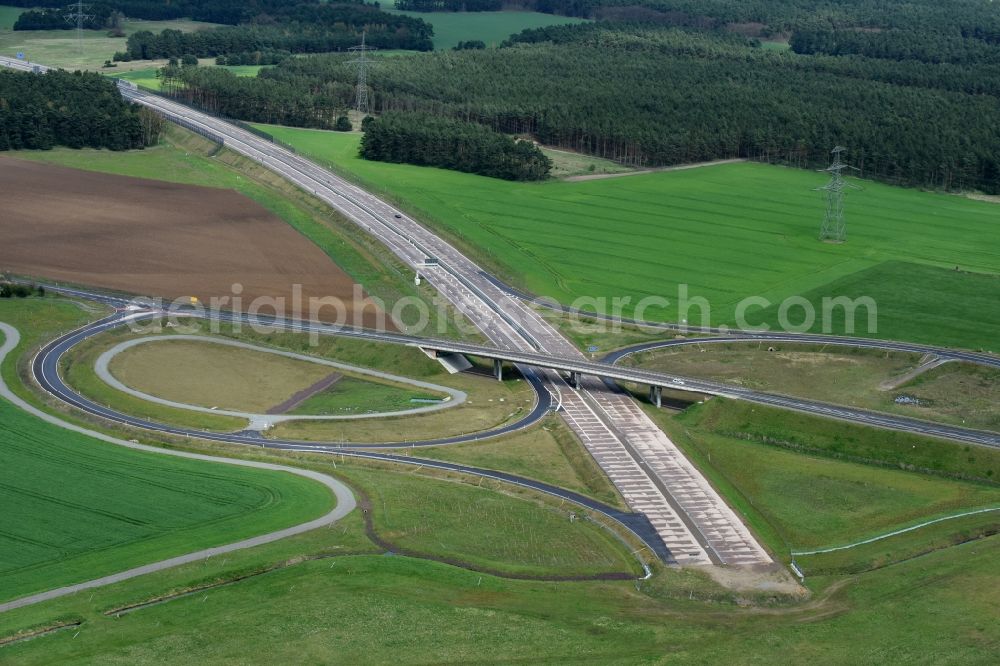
[395,0,502,10]
[394,0,1000,38]
[790,29,1000,66]
[360,112,551,181]
[0,70,159,151]
[6,0,337,26]
[113,4,432,61]
[166,23,999,191]
[14,4,116,30]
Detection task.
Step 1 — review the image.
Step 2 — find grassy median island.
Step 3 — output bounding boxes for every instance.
[342,465,638,577]
[109,339,336,412]
[623,342,1000,431]
[61,319,531,441]
[254,125,1000,351]
[106,337,450,416]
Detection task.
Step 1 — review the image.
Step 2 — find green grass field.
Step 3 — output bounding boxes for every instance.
[673,427,1000,551]
[677,399,1000,485]
[0,11,222,71]
[253,126,1000,351]
[289,376,445,416]
[387,9,588,50]
[347,466,636,576]
[542,146,636,178]
[657,399,1000,567]
[0,299,335,603]
[411,414,625,508]
[113,63,267,90]
[110,339,335,413]
[3,538,999,663]
[0,4,22,31]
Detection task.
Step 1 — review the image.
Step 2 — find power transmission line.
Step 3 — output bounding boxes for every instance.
[815,146,861,243]
[348,31,376,116]
[65,1,93,58]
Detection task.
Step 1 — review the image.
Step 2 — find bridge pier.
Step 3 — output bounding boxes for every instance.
[648,385,662,408]
[493,357,503,381]
[568,371,582,389]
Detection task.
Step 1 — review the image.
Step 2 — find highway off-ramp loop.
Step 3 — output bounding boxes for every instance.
[0,321,357,614]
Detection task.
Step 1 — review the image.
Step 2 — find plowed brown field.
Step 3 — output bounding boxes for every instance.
[0,156,383,326]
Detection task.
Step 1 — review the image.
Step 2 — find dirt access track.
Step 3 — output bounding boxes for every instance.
[0,156,383,326]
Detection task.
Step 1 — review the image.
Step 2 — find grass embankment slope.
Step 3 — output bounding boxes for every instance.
[0,10,222,71]
[0,298,334,603]
[388,9,588,50]
[658,399,1000,572]
[256,126,1000,351]
[2,537,998,662]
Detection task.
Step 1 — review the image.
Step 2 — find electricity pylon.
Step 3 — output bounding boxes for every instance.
[815,146,861,242]
[348,31,376,116]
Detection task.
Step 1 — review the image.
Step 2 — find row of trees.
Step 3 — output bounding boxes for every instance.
[360,112,551,181]
[3,0,329,26]
[394,0,502,10]
[395,0,1000,41]
[149,12,1000,192]
[114,4,433,61]
[164,66,352,128]
[216,26,997,192]
[0,283,44,299]
[0,70,160,151]
[791,29,1000,65]
[14,5,117,31]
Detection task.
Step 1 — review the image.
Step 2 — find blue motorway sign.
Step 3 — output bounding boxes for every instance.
[587,345,599,353]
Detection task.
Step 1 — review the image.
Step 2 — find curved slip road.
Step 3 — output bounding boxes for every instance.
[38,310,552,448]
[25,287,1000,566]
[95,334,466,427]
[0,322,357,615]
[29,311,670,562]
